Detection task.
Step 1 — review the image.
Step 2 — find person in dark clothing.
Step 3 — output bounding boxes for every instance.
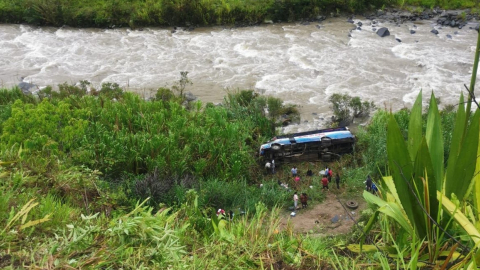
[335,173,340,189]
[365,175,373,191]
[306,169,313,176]
[300,193,308,208]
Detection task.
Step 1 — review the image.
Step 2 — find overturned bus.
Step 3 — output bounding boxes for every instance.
[259,127,355,162]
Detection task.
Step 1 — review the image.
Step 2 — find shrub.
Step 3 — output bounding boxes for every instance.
[329,93,376,125]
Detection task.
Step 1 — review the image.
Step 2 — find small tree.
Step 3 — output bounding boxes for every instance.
[329,93,352,123]
[172,71,192,99]
[329,93,375,124]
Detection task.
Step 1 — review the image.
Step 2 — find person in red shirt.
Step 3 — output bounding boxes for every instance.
[322,176,329,191]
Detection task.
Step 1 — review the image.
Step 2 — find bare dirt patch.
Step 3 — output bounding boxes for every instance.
[279,191,367,236]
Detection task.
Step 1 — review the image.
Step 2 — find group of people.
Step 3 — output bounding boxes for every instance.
[321,167,341,190]
[293,192,308,211]
[265,162,380,213]
[365,175,378,194]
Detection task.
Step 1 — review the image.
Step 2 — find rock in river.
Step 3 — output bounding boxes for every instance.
[376,27,390,37]
[18,77,37,95]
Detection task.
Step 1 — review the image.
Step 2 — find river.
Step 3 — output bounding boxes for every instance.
[0,17,478,131]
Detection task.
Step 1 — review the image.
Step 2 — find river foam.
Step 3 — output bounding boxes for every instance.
[0,18,479,126]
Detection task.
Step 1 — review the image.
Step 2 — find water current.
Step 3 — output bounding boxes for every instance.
[0,17,479,130]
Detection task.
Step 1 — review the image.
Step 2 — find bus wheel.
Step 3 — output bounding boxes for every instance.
[271,144,282,151]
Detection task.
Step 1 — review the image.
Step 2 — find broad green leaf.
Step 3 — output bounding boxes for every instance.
[364,191,413,236]
[446,110,480,201]
[446,93,466,180]
[360,210,379,250]
[445,93,467,197]
[426,92,443,191]
[383,176,401,205]
[475,123,480,227]
[413,138,438,228]
[387,114,424,237]
[408,91,423,162]
[438,191,480,246]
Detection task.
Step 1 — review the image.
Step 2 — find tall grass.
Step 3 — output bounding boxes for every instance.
[1,0,467,28]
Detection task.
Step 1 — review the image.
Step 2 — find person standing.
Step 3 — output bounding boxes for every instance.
[328,168,333,182]
[271,159,275,174]
[322,175,329,191]
[300,193,308,208]
[294,175,300,189]
[293,192,299,211]
[265,161,271,174]
[291,167,297,177]
[335,173,340,189]
[365,175,373,192]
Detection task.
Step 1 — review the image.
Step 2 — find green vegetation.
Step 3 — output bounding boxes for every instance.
[2,76,480,268]
[0,0,475,28]
[403,0,476,9]
[2,32,480,267]
[328,93,376,125]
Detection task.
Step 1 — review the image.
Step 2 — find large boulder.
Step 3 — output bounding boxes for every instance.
[184,92,197,102]
[376,27,390,37]
[431,29,439,35]
[18,78,37,95]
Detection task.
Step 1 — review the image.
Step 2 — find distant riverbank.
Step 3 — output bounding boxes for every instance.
[0,0,477,28]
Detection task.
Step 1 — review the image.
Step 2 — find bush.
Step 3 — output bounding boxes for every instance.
[329,93,376,125]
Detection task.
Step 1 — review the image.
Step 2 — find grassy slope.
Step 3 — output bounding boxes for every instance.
[0,0,476,28]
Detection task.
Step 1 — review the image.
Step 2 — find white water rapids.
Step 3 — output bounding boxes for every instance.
[0,17,479,130]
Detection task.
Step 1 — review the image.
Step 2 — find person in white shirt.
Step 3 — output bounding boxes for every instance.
[293,192,299,211]
[265,161,271,174]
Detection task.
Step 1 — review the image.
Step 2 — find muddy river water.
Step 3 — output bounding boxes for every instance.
[0,17,479,130]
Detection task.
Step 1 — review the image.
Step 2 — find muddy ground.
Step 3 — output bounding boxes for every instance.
[279,190,367,236]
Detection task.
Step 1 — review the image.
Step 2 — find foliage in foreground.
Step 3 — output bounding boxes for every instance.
[0,179,356,269]
[357,91,480,268]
